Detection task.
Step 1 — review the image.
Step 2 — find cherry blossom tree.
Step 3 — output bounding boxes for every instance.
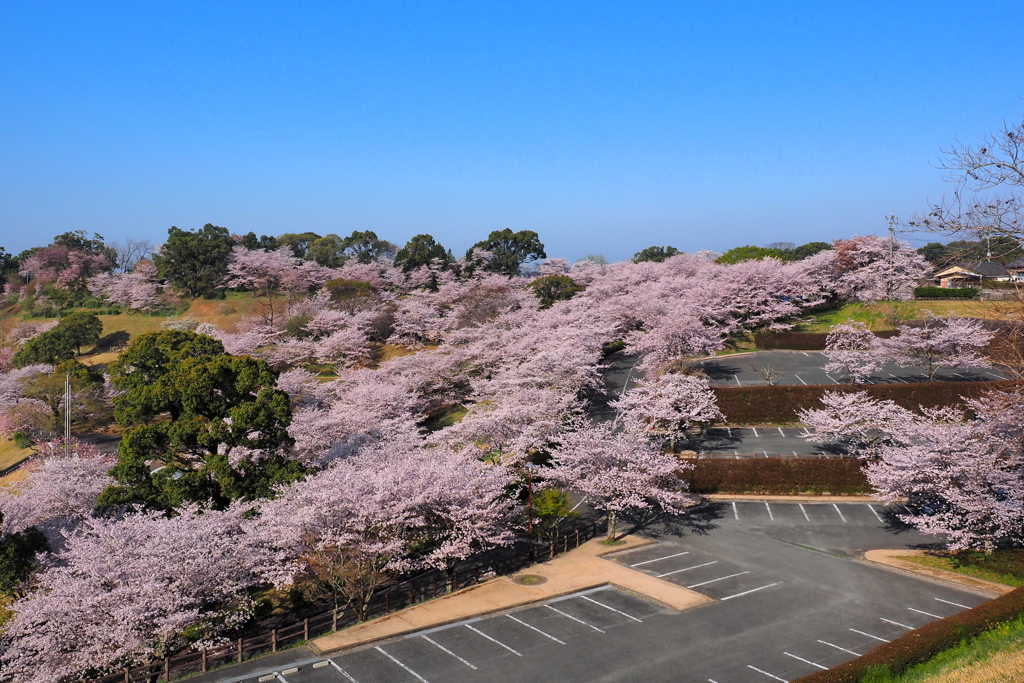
[546,419,693,540]
[87,258,165,312]
[828,235,932,302]
[224,246,335,323]
[823,322,882,383]
[0,438,111,543]
[807,388,1024,551]
[879,315,995,381]
[798,390,918,459]
[612,372,722,447]
[1,506,263,682]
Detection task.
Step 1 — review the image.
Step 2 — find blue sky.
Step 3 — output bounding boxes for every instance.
[1,1,1022,262]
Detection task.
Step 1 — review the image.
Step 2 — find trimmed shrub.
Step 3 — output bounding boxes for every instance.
[713,380,1024,424]
[791,587,1024,683]
[913,286,980,299]
[753,330,898,350]
[688,458,868,495]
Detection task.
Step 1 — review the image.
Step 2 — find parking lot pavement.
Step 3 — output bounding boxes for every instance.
[216,503,992,683]
[695,426,831,458]
[700,350,1009,387]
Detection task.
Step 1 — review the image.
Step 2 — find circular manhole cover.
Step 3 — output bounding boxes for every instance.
[513,574,548,586]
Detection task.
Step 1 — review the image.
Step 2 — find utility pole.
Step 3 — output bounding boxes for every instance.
[886,213,897,300]
[64,373,71,456]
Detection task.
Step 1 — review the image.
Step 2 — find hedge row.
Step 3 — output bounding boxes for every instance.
[913,286,981,299]
[713,380,1023,424]
[791,587,1024,683]
[687,458,868,495]
[753,330,898,350]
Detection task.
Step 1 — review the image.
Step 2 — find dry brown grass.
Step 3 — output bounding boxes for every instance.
[0,440,31,471]
[916,645,1024,683]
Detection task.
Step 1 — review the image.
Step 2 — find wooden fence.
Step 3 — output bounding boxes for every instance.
[83,522,603,683]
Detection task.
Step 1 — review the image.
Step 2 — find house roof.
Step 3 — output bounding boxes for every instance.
[934,261,1009,278]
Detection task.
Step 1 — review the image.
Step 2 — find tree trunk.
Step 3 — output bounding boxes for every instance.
[606,510,617,542]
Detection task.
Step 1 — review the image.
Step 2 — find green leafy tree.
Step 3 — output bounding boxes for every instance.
[342,230,397,264]
[100,331,300,511]
[12,328,76,367]
[714,245,788,264]
[528,274,585,309]
[394,234,453,272]
[57,312,103,355]
[0,513,49,598]
[323,278,377,314]
[21,359,107,430]
[307,234,347,267]
[632,246,679,263]
[788,241,832,261]
[468,229,546,276]
[277,232,322,259]
[240,232,281,251]
[153,224,234,298]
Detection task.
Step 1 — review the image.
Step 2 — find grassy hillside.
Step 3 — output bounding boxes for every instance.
[875,614,1024,683]
[798,301,1017,333]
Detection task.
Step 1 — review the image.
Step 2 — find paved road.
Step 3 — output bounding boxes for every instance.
[690,426,832,459]
[201,502,988,683]
[700,350,1009,387]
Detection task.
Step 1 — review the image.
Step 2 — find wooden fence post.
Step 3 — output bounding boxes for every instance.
[201,648,208,673]
[304,618,309,641]
[385,593,390,614]
[408,586,414,605]
[575,529,580,547]
[271,629,277,653]
[563,536,568,553]
[238,637,243,663]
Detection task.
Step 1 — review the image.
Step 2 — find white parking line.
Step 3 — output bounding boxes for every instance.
[765,502,774,521]
[752,427,760,438]
[732,502,739,520]
[934,597,970,609]
[867,504,884,523]
[545,604,605,632]
[747,664,788,681]
[784,652,827,670]
[727,427,733,437]
[465,624,522,655]
[903,505,913,515]
[795,374,807,385]
[825,374,839,384]
[763,451,769,458]
[375,646,428,683]
[721,582,781,600]
[687,571,750,588]
[798,503,810,522]
[580,595,643,622]
[849,628,889,643]
[777,427,786,437]
[832,504,847,523]
[881,618,912,629]
[507,614,565,644]
[792,451,798,456]
[631,551,690,567]
[953,372,970,379]
[421,636,478,669]
[328,659,359,682]
[817,639,859,656]
[908,607,942,619]
[657,560,718,578]
[735,375,742,386]
[889,374,909,383]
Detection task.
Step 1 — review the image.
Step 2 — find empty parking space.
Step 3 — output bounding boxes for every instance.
[217,503,992,683]
[699,351,1008,388]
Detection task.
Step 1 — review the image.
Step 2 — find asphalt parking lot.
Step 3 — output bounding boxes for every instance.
[694,425,827,458]
[700,350,1009,387]
[211,503,990,683]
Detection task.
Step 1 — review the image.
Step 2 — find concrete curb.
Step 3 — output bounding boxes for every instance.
[310,536,712,656]
[704,494,880,503]
[862,549,1013,598]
